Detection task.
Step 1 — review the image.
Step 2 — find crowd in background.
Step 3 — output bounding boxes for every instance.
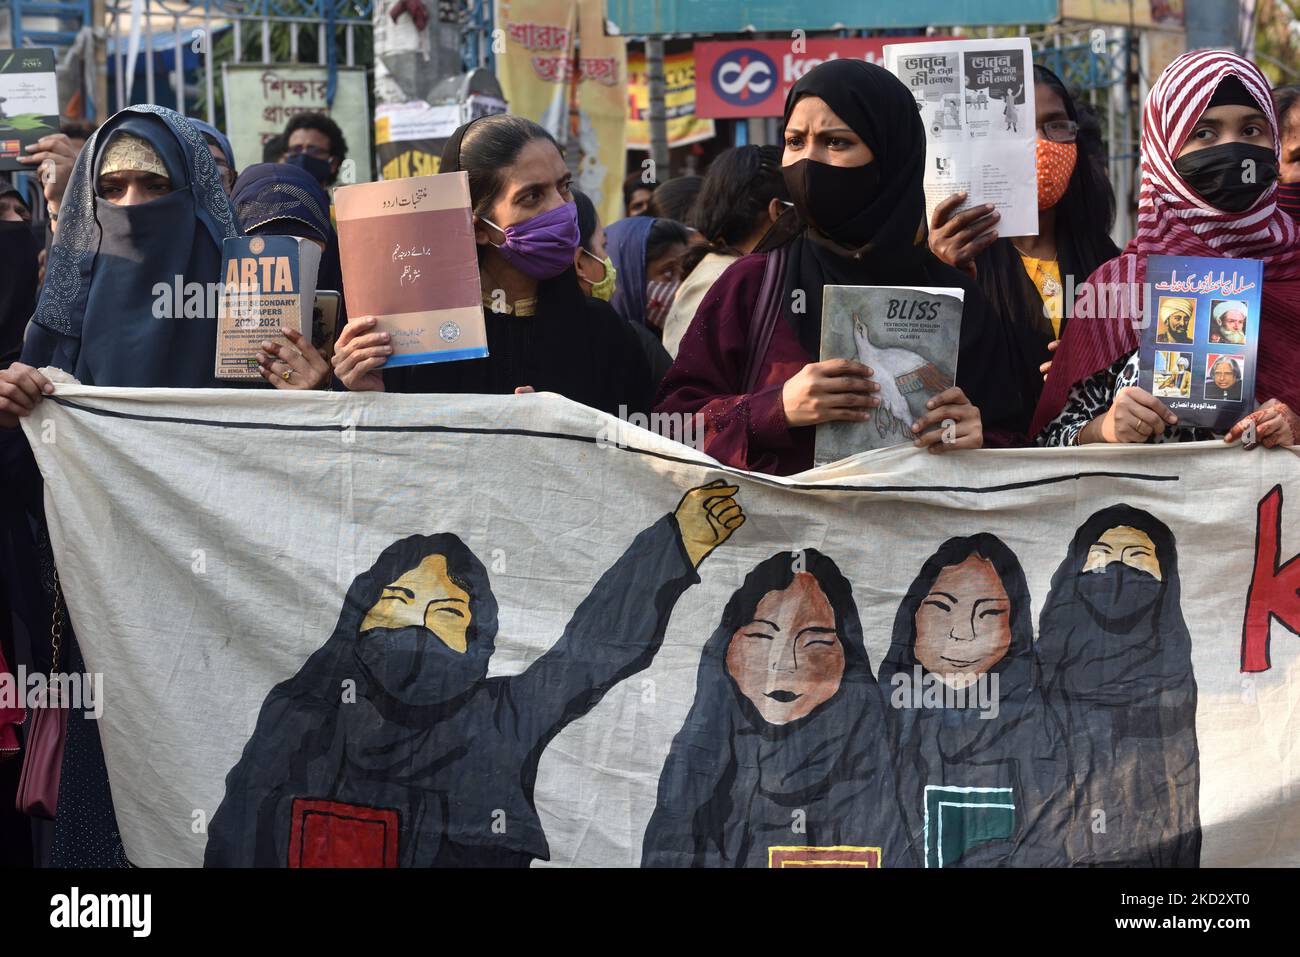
[0,47,1299,865]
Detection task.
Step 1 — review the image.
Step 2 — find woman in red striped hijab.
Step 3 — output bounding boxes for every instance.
[1033,50,1300,448]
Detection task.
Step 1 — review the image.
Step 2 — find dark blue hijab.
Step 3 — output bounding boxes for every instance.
[605,215,655,327]
[230,162,343,300]
[23,105,239,387]
[189,118,236,172]
[231,162,331,244]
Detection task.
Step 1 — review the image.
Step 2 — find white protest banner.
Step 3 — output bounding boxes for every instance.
[22,379,1300,867]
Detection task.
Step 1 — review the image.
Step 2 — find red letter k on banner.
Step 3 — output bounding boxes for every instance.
[1242,485,1300,673]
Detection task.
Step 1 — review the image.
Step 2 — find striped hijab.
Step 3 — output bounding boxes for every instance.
[1030,50,1300,438]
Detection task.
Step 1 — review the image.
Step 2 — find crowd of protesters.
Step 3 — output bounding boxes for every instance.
[0,47,1299,865]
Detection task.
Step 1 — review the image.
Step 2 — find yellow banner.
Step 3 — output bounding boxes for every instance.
[494,0,628,227]
[626,50,715,151]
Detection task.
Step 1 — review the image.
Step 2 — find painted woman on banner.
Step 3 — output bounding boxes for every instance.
[203,482,744,867]
[878,534,1072,867]
[1036,505,1200,867]
[642,549,915,868]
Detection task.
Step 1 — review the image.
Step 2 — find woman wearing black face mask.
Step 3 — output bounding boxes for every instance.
[1036,505,1200,867]
[1034,52,1300,449]
[330,114,653,416]
[654,59,1021,475]
[0,107,239,400]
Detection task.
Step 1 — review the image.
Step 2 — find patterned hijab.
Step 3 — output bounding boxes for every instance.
[26,105,239,386]
[1031,51,1300,437]
[189,118,237,173]
[231,162,332,244]
[231,161,343,300]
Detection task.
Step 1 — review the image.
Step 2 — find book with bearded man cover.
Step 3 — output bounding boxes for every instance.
[1140,255,1261,431]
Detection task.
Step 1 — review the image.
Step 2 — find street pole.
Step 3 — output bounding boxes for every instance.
[1184,0,1242,52]
[94,0,108,121]
[646,36,669,180]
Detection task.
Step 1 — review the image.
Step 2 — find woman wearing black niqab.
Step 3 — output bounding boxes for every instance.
[878,534,1072,867]
[16,106,239,387]
[642,549,915,867]
[655,59,1022,475]
[1036,505,1200,867]
[0,178,39,367]
[0,106,239,868]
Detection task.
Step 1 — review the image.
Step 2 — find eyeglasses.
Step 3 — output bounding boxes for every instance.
[1040,120,1079,143]
[286,143,331,160]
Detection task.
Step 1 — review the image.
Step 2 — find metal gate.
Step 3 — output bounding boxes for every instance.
[103,0,372,125]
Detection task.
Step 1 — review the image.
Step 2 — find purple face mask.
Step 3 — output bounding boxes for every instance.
[481,201,580,280]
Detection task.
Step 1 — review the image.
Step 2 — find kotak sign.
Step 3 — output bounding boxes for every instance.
[695,37,932,118]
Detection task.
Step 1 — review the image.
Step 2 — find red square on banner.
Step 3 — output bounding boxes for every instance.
[288,798,400,868]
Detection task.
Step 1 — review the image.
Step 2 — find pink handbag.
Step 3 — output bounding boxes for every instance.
[15,570,68,820]
[0,640,23,760]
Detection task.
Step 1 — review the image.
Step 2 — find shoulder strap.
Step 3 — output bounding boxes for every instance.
[742,246,789,395]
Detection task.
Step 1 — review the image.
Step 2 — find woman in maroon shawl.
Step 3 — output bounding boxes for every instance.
[654,60,1023,475]
[1033,51,1300,448]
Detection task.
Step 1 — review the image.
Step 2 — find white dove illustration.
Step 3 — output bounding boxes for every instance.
[852,316,932,431]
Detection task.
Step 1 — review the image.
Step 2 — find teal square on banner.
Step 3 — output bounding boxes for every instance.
[924,786,1016,867]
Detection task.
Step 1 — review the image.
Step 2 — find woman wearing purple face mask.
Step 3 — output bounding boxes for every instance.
[331,114,654,415]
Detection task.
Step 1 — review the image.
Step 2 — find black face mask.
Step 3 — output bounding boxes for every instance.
[0,217,39,247]
[1173,143,1279,213]
[782,158,881,241]
[1075,564,1163,633]
[284,152,333,187]
[353,625,487,712]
